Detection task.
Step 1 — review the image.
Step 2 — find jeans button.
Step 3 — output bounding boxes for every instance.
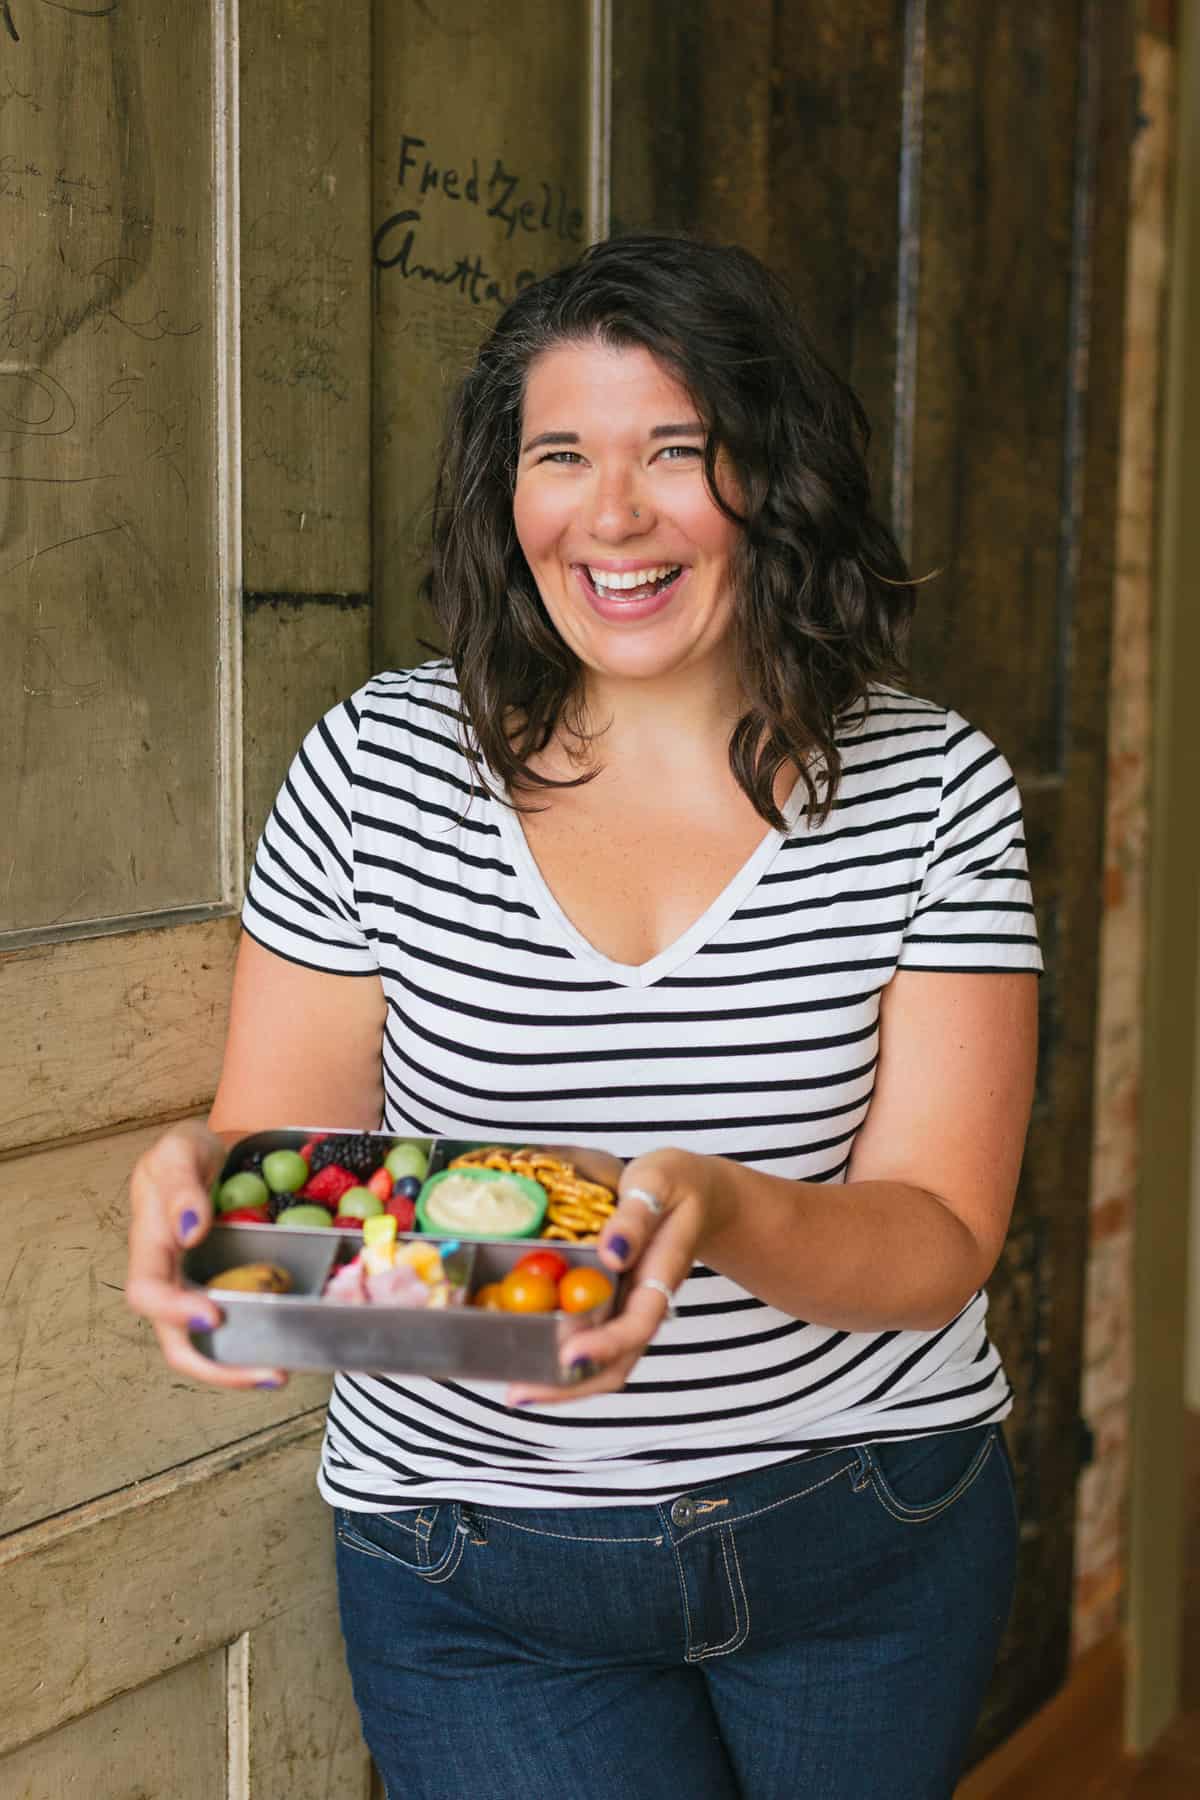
[670,1497,697,1527]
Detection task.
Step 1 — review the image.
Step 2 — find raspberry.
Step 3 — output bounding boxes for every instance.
[299,1164,357,1207]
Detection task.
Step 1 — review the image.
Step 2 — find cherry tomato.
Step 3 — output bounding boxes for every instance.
[473,1282,505,1310]
[497,1269,559,1314]
[513,1249,569,1285]
[557,1267,614,1314]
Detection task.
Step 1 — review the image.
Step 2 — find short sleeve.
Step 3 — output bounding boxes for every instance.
[897,709,1043,974]
[241,692,378,976]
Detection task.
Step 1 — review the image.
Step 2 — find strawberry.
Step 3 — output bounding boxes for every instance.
[217,1205,272,1224]
[299,1163,357,1207]
[332,1215,366,1231]
[366,1167,393,1201]
[384,1195,415,1231]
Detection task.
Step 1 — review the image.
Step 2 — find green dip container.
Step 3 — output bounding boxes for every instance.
[416,1166,548,1240]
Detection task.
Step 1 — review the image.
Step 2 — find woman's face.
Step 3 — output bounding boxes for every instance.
[512,338,743,687]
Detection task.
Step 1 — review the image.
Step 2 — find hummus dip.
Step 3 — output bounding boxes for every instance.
[422,1173,540,1235]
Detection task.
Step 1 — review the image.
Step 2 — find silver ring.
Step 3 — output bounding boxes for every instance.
[626,1185,664,1218]
[637,1277,677,1320]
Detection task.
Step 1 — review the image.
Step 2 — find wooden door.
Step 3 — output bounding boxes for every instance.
[0,2,595,1793]
[610,0,1134,1760]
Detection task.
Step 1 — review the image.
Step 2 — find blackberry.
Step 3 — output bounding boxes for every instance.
[308,1132,383,1182]
[238,1148,266,1177]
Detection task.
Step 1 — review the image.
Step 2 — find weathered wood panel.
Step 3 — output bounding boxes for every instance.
[0,1647,228,1800]
[240,0,372,599]
[247,1596,373,1800]
[610,0,1135,1756]
[0,1416,349,1759]
[239,0,375,861]
[0,0,226,936]
[372,0,592,669]
[242,595,373,854]
[0,916,239,1154]
[0,1121,330,1537]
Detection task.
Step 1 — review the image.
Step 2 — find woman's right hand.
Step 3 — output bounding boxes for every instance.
[125,1120,286,1391]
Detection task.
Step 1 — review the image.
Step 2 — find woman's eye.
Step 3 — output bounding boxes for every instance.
[655,444,704,462]
[538,450,585,465]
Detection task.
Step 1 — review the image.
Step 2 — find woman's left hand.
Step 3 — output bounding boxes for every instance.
[505,1148,724,1408]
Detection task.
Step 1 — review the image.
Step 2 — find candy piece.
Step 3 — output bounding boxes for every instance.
[275,1203,335,1229]
[336,1185,386,1220]
[384,1141,429,1181]
[217,1205,272,1224]
[366,1167,393,1201]
[473,1282,504,1310]
[299,1164,357,1207]
[261,1149,309,1194]
[217,1172,269,1213]
[363,1214,399,1250]
[208,1262,292,1294]
[396,1241,444,1282]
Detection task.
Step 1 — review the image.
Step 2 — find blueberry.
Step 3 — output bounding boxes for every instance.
[396,1175,422,1200]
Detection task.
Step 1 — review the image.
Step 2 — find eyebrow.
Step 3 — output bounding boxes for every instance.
[520,421,706,454]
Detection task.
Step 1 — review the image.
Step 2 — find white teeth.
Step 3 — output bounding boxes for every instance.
[586,564,681,591]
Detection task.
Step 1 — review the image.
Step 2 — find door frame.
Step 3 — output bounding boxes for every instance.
[1126,0,1200,1752]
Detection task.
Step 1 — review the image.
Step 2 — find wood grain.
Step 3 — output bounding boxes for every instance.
[0,916,238,1155]
[0,1646,229,1800]
[371,0,592,670]
[0,0,225,936]
[0,1120,331,1538]
[0,1415,345,1758]
[239,0,372,598]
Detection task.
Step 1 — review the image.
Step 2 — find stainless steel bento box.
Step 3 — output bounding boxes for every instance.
[183,1131,626,1384]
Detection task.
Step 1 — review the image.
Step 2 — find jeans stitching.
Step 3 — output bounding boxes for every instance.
[469,1509,664,1546]
[337,1514,464,1581]
[867,1432,995,1525]
[671,1457,857,1544]
[687,1527,750,1662]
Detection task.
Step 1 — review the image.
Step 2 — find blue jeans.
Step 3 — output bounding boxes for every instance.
[334,1424,1017,1799]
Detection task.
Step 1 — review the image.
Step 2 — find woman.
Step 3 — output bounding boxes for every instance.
[127,235,1040,1799]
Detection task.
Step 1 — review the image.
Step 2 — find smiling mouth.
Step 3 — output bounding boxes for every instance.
[580,563,684,602]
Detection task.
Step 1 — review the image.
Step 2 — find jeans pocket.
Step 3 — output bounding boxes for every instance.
[860,1425,997,1526]
[335,1504,469,1584]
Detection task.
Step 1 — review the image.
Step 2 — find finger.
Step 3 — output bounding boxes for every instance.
[155,1318,288,1392]
[506,1348,640,1409]
[596,1153,685,1271]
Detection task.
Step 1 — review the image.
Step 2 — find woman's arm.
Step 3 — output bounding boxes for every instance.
[209,934,387,1136]
[125,935,386,1387]
[509,968,1037,1403]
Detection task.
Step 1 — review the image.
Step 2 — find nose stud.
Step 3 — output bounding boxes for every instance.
[632,507,640,518]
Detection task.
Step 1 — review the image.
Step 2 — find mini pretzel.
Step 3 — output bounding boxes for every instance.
[449,1146,617,1241]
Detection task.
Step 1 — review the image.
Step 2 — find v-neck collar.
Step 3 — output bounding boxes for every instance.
[490,783,807,990]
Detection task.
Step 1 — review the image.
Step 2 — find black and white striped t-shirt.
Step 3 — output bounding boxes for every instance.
[243,661,1042,1510]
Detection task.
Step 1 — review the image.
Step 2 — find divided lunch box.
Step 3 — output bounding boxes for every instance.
[183,1131,628,1384]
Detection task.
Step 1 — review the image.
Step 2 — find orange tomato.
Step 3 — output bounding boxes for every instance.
[557,1267,614,1314]
[513,1249,569,1285]
[497,1269,559,1314]
[473,1282,505,1310]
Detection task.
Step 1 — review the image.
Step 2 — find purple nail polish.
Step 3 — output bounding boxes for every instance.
[256,1378,283,1390]
[188,1316,211,1334]
[179,1208,199,1242]
[606,1234,630,1263]
[568,1357,597,1382]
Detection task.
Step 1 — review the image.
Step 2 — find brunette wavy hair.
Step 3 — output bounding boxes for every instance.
[422,233,916,827]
